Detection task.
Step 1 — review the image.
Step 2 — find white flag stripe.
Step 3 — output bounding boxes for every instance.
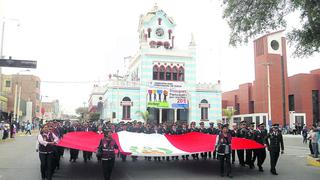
[117,131,188,157]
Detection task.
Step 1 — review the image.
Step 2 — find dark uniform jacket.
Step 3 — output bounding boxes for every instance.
[266,130,284,152]
[236,128,248,138]
[246,129,255,140]
[253,129,267,145]
[180,128,190,134]
[207,127,219,135]
[98,138,118,160]
[199,127,207,134]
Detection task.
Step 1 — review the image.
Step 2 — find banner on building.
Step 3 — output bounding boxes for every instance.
[147,81,188,109]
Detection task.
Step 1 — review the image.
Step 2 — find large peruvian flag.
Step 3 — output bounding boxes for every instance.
[57,131,264,156]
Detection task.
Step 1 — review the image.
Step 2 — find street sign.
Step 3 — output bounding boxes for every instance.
[0,58,37,68]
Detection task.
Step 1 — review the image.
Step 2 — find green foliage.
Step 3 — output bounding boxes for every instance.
[222,0,320,57]
[136,110,150,123]
[222,108,237,123]
[75,107,88,115]
[89,112,100,121]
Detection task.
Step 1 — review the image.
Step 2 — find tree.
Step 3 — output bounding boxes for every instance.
[222,0,320,57]
[136,110,150,123]
[222,108,237,124]
[75,107,88,119]
[89,112,100,121]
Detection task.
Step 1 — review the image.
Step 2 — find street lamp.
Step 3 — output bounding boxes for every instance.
[262,62,272,127]
[0,18,20,95]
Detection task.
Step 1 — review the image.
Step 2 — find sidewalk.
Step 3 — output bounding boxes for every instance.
[0,130,38,143]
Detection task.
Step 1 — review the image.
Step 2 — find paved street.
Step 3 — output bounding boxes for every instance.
[0,134,319,180]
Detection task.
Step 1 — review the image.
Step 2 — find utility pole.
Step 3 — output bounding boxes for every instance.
[262,62,272,127]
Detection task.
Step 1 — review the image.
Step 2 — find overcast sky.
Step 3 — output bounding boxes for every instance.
[1,0,320,114]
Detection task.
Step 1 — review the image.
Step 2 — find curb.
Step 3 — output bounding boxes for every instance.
[307,155,320,167]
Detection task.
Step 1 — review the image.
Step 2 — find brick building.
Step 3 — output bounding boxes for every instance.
[222,31,316,128]
[2,74,41,120]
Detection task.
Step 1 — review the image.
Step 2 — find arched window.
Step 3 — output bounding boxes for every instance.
[165,66,171,80]
[159,66,165,80]
[149,41,156,48]
[122,97,131,120]
[147,28,151,38]
[172,66,178,81]
[168,29,172,39]
[158,18,162,25]
[178,67,184,81]
[153,65,159,80]
[157,41,163,48]
[200,99,209,120]
[164,42,170,49]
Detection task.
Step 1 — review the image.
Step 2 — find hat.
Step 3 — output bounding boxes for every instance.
[200,122,204,125]
[172,123,177,126]
[222,124,228,128]
[240,120,246,124]
[272,123,279,127]
[257,123,265,127]
[209,122,214,125]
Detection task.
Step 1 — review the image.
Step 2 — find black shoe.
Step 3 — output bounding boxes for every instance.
[227,174,233,178]
[232,161,235,164]
[271,170,278,175]
[220,174,224,177]
[240,163,246,167]
[258,166,263,172]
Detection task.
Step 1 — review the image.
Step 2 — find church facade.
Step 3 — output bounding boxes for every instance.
[101,5,221,125]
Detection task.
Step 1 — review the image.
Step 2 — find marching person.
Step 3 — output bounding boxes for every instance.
[36,125,59,180]
[253,123,267,172]
[230,123,238,164]
[266,123,284,175]
[245,122,255,169]
[236,121,247,166]
[199,122,208,159]
[170,123,180,160]
[97,130,118,180]
[216,124,233,178]
[207,122,218,159]
[189,122,200,160]
[180,123,190,160]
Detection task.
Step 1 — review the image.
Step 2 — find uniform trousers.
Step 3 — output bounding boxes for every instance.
[245,149,254,167]
[102,158,115,180]
[237,150,245,165]
[39,153,53,180]
[218,154,231,176]
[269,151,280,172]
[254,148,266,167]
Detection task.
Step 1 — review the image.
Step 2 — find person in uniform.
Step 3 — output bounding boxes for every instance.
[207,122,219,159]
[143,123,154,161]
[36,125,59,180]
[216,124,233,178]
[159,123,171,161]
[189,122,199,160]
[97,130,118,180]
[230,123,237,164]
[253,123,267,172]
[68,124,80,162]
[170,123,181,160]
[180,123,190,160]
[245,122,255,169]
[199,122,208,159]
[266,123,284,175]
[236,121,247,166]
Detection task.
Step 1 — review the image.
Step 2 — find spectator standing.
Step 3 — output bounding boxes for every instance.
[302,126,308,144]
[308,126,319,158]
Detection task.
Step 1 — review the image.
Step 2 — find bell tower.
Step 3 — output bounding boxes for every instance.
[138,4,176,49]
[253,30,289,126]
